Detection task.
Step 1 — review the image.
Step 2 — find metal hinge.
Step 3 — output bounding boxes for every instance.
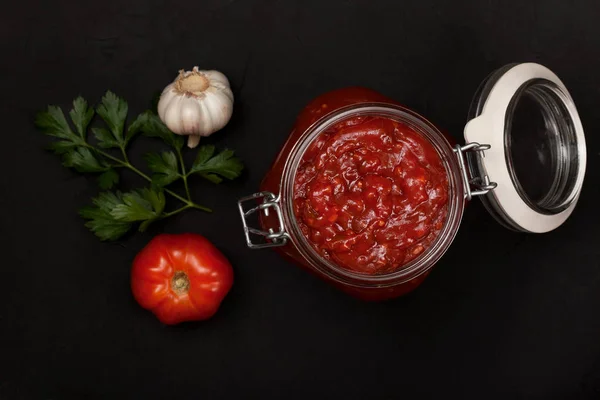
[453,143,498,201]
[237,191,289,249]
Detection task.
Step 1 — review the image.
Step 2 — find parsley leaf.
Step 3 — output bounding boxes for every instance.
[110,188,166,222]
[193,145,215,166]
[69,97,94,138]
[35,105,82,143]
[141,187,167,215]
[96,91,128,148]
[79,192,133,241]
[36,99,104,172]
[125,111,148,145]
[133,111,184,150]
[97,169,119,190]
[92,127,120,149]
[62,147,108,173]
[46,140,80,155]
[79,188,166,240]
[144,151,180,187]
[189,145,244,183]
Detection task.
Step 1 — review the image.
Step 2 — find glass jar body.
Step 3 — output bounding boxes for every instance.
[258,87,465,300]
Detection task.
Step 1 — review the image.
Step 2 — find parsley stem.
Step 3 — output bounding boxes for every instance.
[189,203,212,212]
[161,204,192,218]
[161,202,211,218]
[176,149,192,201]
[87,144,211,212]
[123,162,193,206]
[120,146,130,164]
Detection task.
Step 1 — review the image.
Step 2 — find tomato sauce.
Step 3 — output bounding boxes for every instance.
[293,115,449,274]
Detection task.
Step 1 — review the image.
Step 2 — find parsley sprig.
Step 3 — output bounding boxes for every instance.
[35,91,243,241]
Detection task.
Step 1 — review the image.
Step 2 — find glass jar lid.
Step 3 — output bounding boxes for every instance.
[464,63,586,232]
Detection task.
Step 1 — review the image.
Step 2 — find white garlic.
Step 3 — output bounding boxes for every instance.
[158,66,234,148]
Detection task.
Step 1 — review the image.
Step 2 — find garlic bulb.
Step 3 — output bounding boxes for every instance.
[158,67,234,148]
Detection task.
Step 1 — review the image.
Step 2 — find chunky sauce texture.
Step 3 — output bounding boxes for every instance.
[293,116,449,274]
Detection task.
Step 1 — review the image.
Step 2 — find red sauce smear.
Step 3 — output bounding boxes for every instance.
[293,116,449,274]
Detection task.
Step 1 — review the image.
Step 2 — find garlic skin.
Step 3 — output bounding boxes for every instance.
[158,67,234,148]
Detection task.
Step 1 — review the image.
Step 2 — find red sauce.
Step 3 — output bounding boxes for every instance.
[293,115,449,275]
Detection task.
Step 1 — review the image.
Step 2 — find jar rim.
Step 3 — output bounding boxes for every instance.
[279,103,466,288]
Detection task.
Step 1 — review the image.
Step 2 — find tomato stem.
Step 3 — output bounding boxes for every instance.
[171,271,190,295]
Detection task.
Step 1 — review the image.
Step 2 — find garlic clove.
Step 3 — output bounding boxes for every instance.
[180,96,204,135]
[203,70,232,91]
[162,94,186,134]
[193,95,213,136]
[202,91,231,134]
[157,83,174,120]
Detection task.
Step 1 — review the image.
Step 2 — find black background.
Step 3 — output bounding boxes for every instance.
[2,0,600,399]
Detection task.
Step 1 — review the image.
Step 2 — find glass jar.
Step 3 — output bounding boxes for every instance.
[238,63,586,301]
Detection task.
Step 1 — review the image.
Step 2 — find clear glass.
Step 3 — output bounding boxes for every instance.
[258,88,465,300]
[468,67,582,231]
[504,79,580,214]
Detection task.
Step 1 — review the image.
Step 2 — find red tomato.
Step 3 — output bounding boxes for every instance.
[131,233,234,325]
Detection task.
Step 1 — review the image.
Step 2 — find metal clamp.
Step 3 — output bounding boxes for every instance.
[453,143,498,201]
[237,191,289,249]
